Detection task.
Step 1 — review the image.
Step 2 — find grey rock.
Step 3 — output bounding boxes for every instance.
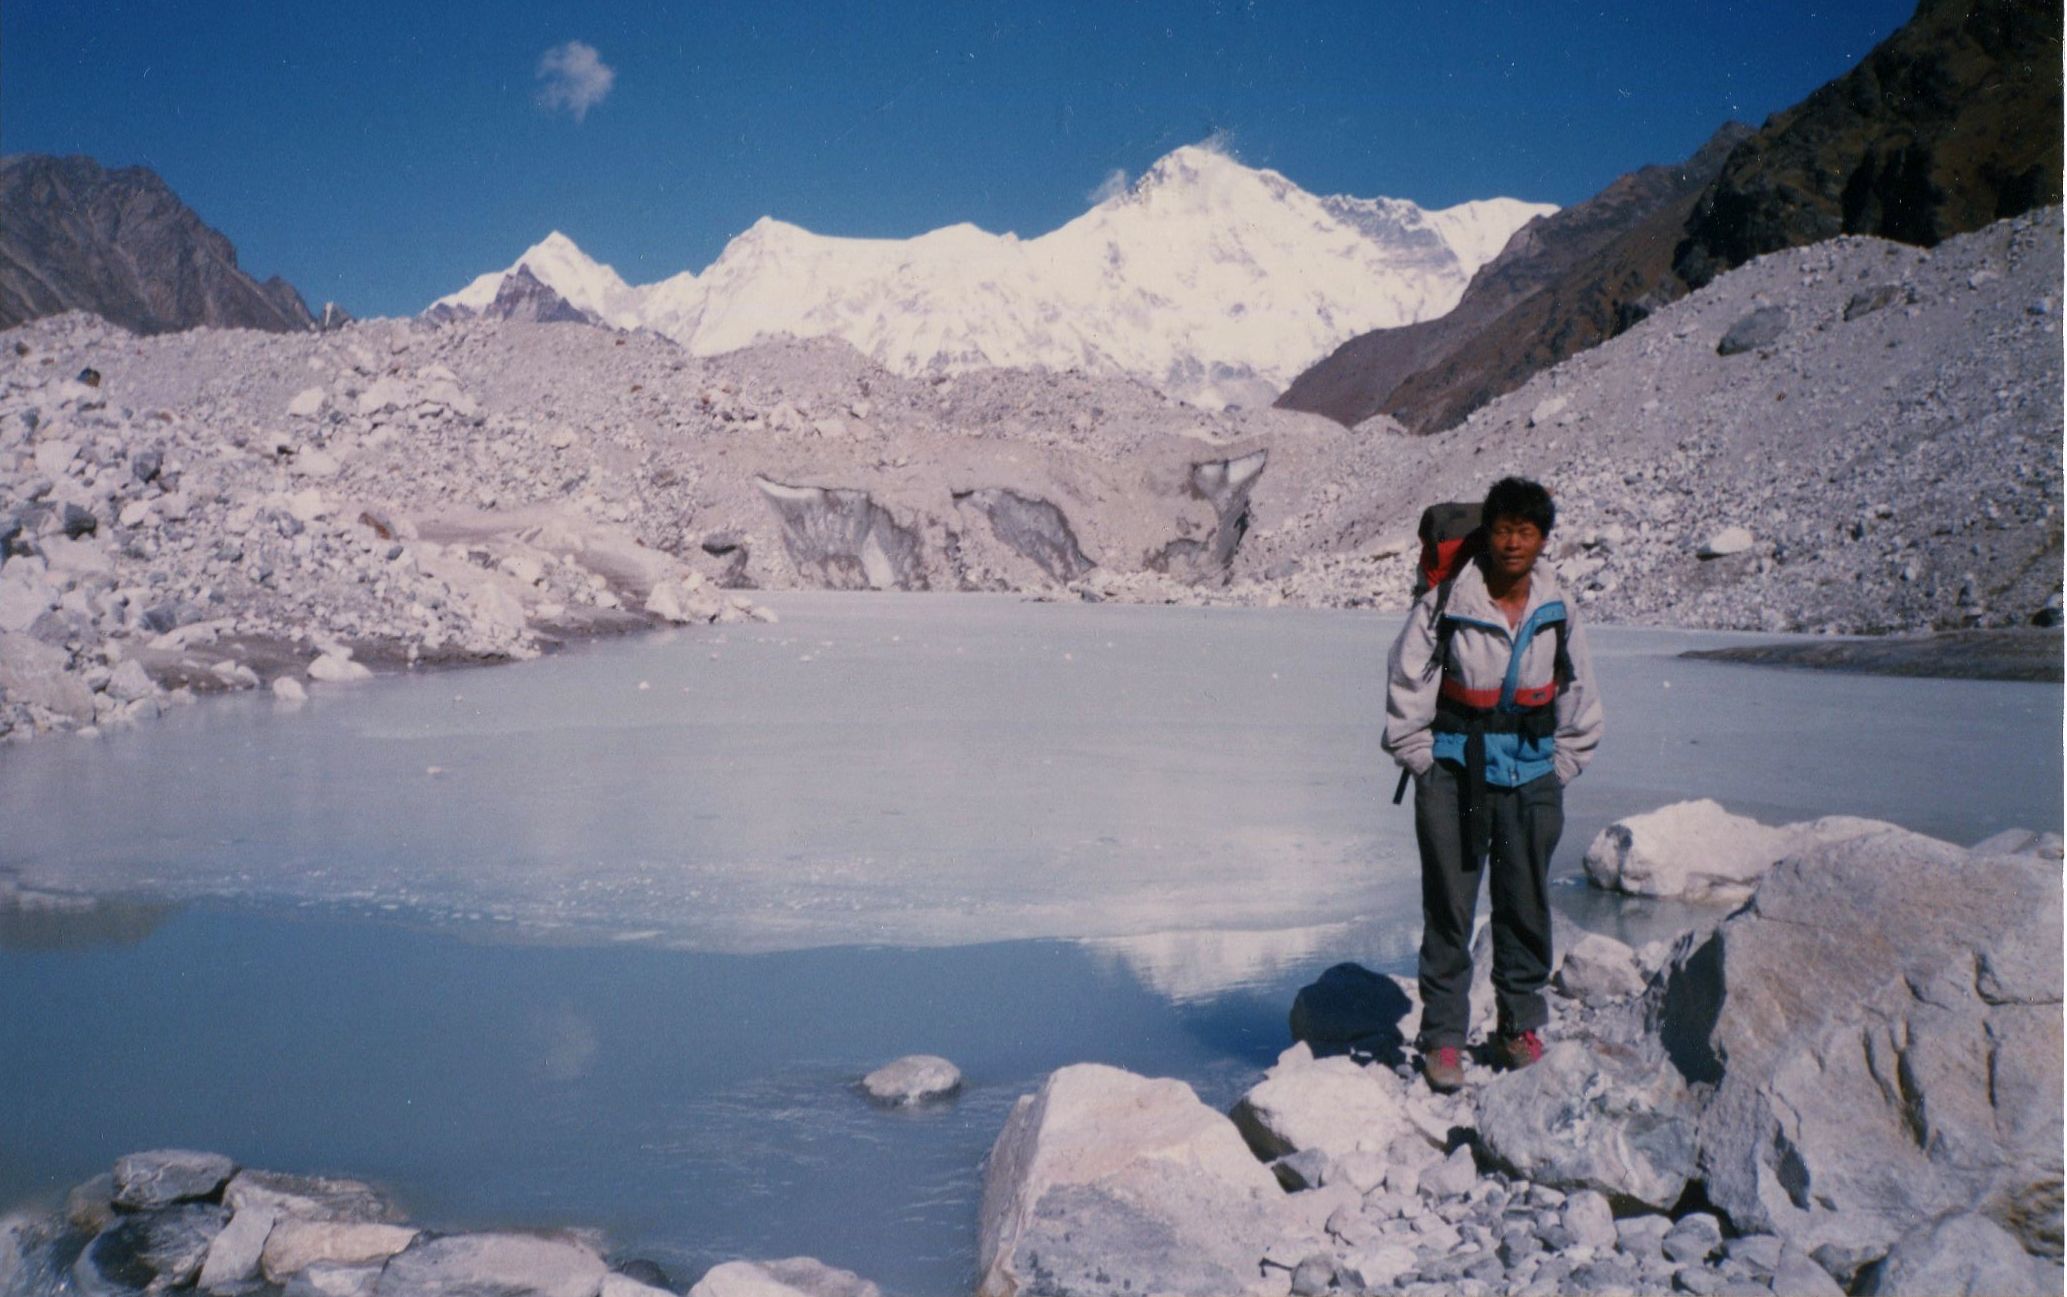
[1843,284,1908,321]
[1563,1190,1617,1251]
[977,1063,1286,1296]
[859,1054,961,1106]
[1773,1245,1846,1296]
[1337,1244,1419,1293]
[1674,1266,1725,1295]
[1615,1214,1674,1263]
[1555,932,1647,1004]
[1663,1213,1724,1263]
[1665,828,2064,1260]
[1724,1235,1783,1274]
[1273,1148,1331,1192]
[132,447,163,483]
[1717,306,1790,356]
[0,632,94,723]
[1474,1040,1696,1208]
[113,1148,238,1209]
[1857,1213,2063,1297]
[374,1232,607,1297]
[261,1218,418,1284]
[686,1256,883,1297]
[104,658,156,703]
[1566,1257,1641,1295]
[1417,1144,1478,1199]
[76,1203,231,1293]
[62,503,97,538]
[1499,1229,1543,1267]
[224,1168,407,1224]
[285,1262,386,1297]
[65,1173,117,1234]
[1290,1253,1336,1296]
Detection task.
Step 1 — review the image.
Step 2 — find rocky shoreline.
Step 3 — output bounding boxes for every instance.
[1678,628,2063,683]
[6,803,2059,1297]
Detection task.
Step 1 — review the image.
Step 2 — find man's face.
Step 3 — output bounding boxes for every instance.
[1485,515,1547,581]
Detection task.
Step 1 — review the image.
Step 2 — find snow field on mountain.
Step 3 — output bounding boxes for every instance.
[429,146,1555,408]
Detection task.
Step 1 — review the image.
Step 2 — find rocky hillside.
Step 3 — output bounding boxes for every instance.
[1676,0,2064,286]
[1281,0,2063,435]
[0,207,2058,742]
[1276,124,1752,432]
[0,155,317,336]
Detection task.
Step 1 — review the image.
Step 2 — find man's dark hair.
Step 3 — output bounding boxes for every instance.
[1482,477,1555,535]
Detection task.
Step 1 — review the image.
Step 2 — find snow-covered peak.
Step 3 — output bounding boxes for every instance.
[1425,197,1558,272]
[430,231,638,326]
[427,146,1555,407]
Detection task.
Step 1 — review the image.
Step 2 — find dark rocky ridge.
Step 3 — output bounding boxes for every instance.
[1281,0,2063,435]
[0,155,317,336]
[1276,124,1752,433]
[1676,0,2065,287]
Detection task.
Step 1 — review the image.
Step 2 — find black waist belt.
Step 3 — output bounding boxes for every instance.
[1433,699,1556,867]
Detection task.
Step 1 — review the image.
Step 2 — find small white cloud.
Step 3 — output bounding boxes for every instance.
[536,40,615,122]
[1197,127,1238,158]
[1088,167,1131,204]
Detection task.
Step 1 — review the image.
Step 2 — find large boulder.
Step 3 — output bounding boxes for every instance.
[0,631,93,724]
[373,1232,607,1297]
[1473,1039,1698,1209]
[1229,1043,1456,1162]
[1857,1213,2063,1297]
[687,1256,883,1297]
[1659,826,2063,1266]
[977,1063,1288,1296]
[112,1149,238,1210]
[1583,800,1885,903]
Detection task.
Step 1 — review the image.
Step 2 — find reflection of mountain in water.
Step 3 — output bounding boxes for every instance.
[0,873,172,951]
[1083,920,1420,1005]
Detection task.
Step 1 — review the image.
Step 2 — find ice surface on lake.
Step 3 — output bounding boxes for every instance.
[3,592,2058,976]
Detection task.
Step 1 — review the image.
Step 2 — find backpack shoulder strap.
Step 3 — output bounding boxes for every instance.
[1420,575,1460,683]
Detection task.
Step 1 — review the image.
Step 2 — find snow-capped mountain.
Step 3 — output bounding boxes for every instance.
[428,145,1554,407]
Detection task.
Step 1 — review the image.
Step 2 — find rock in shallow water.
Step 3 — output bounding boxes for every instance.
[112,1149,238,1210]
[859,1054,961,1106]
[372,1232,606,1297]
[77,1203,230,1292]
[687,1255,882,1297]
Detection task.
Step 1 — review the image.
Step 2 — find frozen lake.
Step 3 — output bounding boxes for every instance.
[3,592,2059,1292]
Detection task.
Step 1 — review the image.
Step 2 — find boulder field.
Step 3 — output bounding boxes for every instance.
[975,818,2062,1297]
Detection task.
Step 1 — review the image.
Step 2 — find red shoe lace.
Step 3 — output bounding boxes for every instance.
[1508,1030,1543,1064]
[1435,1046,1461,1068]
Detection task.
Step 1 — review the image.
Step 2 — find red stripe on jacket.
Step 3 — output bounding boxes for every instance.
[1440,677,1557,710]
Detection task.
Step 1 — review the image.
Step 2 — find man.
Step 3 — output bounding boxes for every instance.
[1383,477,1603,1093]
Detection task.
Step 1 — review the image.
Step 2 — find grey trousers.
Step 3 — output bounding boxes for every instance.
[1413,761,1564,1049]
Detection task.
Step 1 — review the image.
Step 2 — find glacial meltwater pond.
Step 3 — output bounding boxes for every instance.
[3,593,2059,1293]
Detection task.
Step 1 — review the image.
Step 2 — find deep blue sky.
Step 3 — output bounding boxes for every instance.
[4,1,1917,318]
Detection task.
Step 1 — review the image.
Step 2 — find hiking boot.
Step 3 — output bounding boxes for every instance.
[1497,1029,1544,1071]
[1422,1045,1465,1093]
